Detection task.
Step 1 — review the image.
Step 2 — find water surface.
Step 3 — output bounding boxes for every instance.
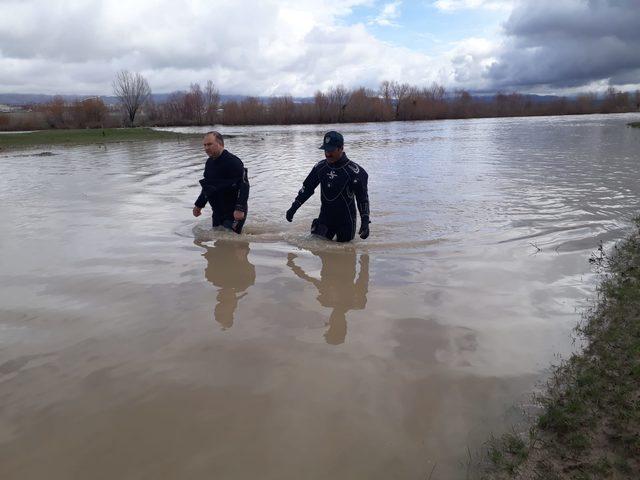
[1,114,640,479]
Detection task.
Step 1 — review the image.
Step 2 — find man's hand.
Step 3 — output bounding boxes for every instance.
[359,217,370,239]
[286,206,296,222]
[233,210,245,221]
[193,206,202,217]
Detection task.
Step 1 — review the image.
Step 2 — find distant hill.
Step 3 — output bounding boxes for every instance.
[0,91,574,108]
[0,93,312,106]
[470,93,567,104]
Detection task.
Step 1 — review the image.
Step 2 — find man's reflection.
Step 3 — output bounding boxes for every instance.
[198,239,256,329]
[287,249,369,345]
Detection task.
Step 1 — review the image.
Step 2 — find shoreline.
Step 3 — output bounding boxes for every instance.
[1,111,639,135]
[478,219,640,479]
[0,127,200,150]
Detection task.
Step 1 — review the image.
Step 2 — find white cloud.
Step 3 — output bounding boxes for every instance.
[370,1,402,26]
[433,0,514,11]
[0,0,452,96]
[444,37,503,90]
[1,0,637,96]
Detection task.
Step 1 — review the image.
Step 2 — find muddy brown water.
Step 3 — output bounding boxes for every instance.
[1,114,640,479]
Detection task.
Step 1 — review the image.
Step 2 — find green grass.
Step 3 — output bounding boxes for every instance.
[0,127,200,149]
[477,218,640,479]
[629,122,640,128]
[485,432,530,475]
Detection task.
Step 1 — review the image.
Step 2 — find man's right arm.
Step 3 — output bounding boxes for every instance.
[286,166,320,222]
[195,188,207,209]
[193,180,207,216]
[194,159,209,212]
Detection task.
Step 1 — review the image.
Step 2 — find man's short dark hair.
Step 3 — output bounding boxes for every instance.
[205,131,224,146]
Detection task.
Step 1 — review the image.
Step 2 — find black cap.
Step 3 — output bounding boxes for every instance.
[319,131,344,152]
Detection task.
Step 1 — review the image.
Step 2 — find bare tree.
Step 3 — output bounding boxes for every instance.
[71,97,107,128]
[452,90,474,118]
[112,70,151,126]
[240,97,266,124]
[346,87,381,122]
[222,100,241,124]
[184,83,206,125]
[600,87,629,114]
[575,92,598,114]
[41,96,69,128]
[314,91,330,123]
[204,80,220,125]
[269,95,294,124]
[165,91,187,124]
[390,81,410,119]
[379,80,394,121]
[328,85,351,122]
[422,83,448,119]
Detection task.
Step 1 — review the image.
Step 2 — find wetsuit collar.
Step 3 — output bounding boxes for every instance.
[327,152,348,168]
[211,149,228,161]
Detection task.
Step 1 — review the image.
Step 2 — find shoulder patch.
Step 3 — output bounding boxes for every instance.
[347,162,360,174]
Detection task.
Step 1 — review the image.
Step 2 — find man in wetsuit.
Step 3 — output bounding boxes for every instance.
[285,131,370,242]
[193,131,249,234]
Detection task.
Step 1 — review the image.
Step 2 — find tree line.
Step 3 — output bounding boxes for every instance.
[149,82,640,126]
[1,70,639,131]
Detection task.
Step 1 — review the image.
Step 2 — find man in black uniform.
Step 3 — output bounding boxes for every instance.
[285,131,370,242]
[193,131,249,233]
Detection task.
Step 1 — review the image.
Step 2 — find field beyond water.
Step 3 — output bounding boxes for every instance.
[481,220,640,479]
[0,127,199,149]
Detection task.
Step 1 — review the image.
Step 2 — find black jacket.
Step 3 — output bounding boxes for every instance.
[292,153,369,226]
[195,149,249,217]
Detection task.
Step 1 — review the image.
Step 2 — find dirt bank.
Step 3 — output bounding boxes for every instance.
[480,219,640,479]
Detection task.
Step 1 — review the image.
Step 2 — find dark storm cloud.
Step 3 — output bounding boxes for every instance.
[486,0,640,89]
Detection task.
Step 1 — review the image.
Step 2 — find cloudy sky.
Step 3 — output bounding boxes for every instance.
[1,0,639,96]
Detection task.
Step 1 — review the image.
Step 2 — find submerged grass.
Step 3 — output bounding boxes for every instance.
[629,122,640,128]
[476,218,640,479]
[0,127,200,150]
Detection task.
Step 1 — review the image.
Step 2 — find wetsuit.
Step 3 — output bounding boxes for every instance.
[290,153,369,242]
[195,149,249,233]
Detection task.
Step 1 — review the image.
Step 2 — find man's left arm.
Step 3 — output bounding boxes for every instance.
[225,156,248,220]
[234,167,250,219]
[354,168,370,239]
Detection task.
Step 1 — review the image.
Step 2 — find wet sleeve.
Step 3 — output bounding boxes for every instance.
[195,188,207,209]
[292,166,321,209]
[354,168,370,221]
[235,168,250,213]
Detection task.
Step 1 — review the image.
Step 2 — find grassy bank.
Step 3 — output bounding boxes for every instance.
[479,219,640,479]
[0,127,200,150]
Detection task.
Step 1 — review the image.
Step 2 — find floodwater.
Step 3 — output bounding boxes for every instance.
[1,114,640,479]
